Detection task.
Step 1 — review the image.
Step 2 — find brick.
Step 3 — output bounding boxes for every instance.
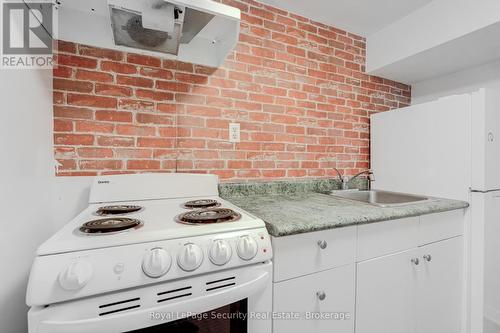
[116,124,156,136]
[175,73,208,85]
[78,45,123,61]
[77,147,114,158]
[54,119,73,132]
[127,54,161,67]
[228,160,252,169]
[101,61,137,74]
[137,138,175,148]
[80,160,122,170]
[118,99,155,111]
[57,40,77,53]
[127,160,161,170]
[155,81,190,92]
[116,75,154,88]
[95,84,133,97]
[54,134,94,145]
[75,70,113,83]
[57,54,97,69]
[97,136,135,147]
[75,120,114,133]
[135,89,174,101]
[54,106,93,119]
[57,159,77,170]
[140,67,173,80]
[67,94,117,108]
[95,110,132,123]
[54,66,73,78]
[136,113,174,125]
[54,79,93,93]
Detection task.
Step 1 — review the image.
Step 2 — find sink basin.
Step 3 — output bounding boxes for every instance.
[329,190,429,207]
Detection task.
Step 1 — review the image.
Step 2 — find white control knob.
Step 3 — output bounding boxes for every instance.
[209,239,232,266]
[58,261,93,291]
[177,243,204,272]
[142,248,171,278]
[237,235,258,260]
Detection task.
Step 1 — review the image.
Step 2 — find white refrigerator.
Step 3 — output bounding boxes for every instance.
[371,87,500,333]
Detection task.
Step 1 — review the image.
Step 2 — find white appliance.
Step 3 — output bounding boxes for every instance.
[34,0,240,67]
[27,173,273,333]
[371,87,500,333]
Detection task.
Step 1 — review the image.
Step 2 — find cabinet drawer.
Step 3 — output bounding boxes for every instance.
[272,226,356,282]
[419,210,465,245]
[357,217,419,262]
[273,264,355,333]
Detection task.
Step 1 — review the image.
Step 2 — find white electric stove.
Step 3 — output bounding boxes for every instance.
[27,173,273,333]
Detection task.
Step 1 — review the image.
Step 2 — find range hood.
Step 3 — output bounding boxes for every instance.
[53,0,240,67]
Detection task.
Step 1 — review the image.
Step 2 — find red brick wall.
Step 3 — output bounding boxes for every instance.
[53,0,411,181]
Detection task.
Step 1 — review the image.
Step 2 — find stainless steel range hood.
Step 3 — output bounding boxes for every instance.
[54,0,240,67]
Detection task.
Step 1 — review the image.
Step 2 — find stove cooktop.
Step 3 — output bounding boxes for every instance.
[38,196,263,256]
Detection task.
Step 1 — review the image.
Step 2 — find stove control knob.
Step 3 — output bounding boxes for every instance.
[177,243,203,272]
[209,239,232,266]
[58,261,93,291]
[142,248,172,278]
[237,236,258,261]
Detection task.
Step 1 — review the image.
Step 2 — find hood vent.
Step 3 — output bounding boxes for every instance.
[110,1,215,56]
[55,0,240,67]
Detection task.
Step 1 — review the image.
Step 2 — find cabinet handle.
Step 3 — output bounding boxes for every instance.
[411,258,420,266]
[423,254,432,262]
[317,240,328,250]
[316,291,326,301]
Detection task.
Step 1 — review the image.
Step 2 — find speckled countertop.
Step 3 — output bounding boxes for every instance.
[220,179,469,237]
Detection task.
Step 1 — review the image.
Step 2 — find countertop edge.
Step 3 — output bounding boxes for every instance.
[225,193,469,238]
[266,202,469,237]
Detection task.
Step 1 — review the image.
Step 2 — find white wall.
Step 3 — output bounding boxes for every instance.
[0,69,93,333]
[412,59,500,104]
[367,0,500,73]
[0,68,53,333]
[366,0,500,83]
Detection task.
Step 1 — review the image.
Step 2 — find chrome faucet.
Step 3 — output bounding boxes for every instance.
[334,169,374,190]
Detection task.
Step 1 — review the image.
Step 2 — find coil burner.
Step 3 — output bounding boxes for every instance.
[95,205,143,216]
[79,218,143,235]
[182,199,221,209]
[176,208,241,225]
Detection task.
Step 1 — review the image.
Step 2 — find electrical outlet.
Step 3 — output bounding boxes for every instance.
[229,123,240,143]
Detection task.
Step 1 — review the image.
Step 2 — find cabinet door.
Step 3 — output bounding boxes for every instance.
[356,249,418,333]
[416,236,463,333]
[273,264,355,333]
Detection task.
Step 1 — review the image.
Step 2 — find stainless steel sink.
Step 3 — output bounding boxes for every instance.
[329,190,430,207]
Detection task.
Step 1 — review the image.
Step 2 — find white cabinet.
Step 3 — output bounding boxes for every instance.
[416,237,463,333]
[273,264,355,333]
[356,249,418,333]
[271,209,465,333]
[357,216,419,261]
[356,236,463,333]
[272,226,356,282]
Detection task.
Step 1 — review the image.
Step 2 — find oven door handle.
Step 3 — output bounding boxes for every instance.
[33,270,270,333]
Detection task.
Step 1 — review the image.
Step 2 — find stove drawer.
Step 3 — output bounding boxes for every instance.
[273,264,355,333]
[271,226,356,282]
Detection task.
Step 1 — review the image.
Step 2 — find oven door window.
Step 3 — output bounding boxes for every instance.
[126,299,248,333]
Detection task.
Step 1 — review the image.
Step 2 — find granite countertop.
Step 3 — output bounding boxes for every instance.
[221,180,469,237]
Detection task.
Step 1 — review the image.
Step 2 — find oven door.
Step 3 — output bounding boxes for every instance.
[28,262,272,333]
